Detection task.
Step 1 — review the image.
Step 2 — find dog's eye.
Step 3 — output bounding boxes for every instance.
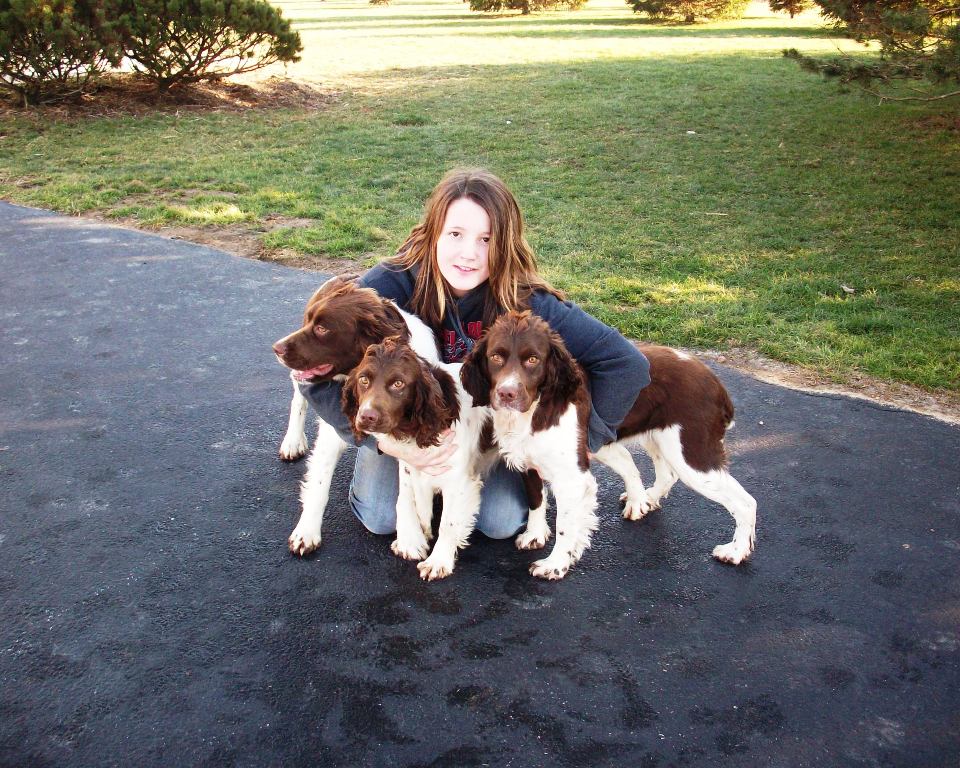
[391,380,405,390]
[489,353,503,364]
[313,324,328,338]
[526,355,539,366]
[358,375,370,387]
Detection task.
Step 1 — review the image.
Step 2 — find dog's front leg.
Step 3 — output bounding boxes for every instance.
[279,375,310,461]
[530,471,598,580]
[391,465,430,561]
[288,420,347,556]
[417,477,481,581]
[515,469,550,550]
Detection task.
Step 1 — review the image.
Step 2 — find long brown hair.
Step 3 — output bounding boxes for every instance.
[388,169,564,332]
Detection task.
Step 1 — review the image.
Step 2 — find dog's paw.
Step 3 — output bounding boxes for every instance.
[515,524,551,551]
[712,541,751,565]
[391,536,429,561]
[620,490,658,521]
[279,434,308,461]
[288,527,321,556]
[417,552,455,581]
[529,555,572,580]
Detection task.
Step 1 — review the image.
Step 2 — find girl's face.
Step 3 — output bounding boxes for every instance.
[436,197,491,297]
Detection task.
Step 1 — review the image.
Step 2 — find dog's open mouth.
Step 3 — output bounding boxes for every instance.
[293,363,334,381]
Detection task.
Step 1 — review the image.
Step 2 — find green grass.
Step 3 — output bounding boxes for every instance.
[0,0,958,391]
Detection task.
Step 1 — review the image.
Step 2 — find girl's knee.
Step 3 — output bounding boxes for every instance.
[350,491,396,535]
[475,475,528,540]
[476,514,526,540]
[349,446,398,535]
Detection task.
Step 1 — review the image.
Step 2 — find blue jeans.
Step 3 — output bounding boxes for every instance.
[349,445,528,540]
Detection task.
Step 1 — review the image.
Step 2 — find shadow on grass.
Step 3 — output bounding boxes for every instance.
[286,10,842,31]
[294,21,843,38]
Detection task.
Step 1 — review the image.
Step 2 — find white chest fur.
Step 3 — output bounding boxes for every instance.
[492,401,582,482]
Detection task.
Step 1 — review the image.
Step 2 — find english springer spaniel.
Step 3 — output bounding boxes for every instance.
[341,337,490,580]
[461,310,757,580]
[272,277,439,556]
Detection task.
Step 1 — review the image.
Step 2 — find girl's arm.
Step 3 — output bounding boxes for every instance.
[530,292,651,453]
[297,378,374,448]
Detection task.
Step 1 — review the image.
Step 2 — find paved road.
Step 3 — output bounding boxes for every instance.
[1,201,958,767]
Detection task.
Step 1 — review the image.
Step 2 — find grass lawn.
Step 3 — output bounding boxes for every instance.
[0,0,957,393]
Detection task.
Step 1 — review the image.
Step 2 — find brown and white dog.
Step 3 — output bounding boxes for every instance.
[272,277,439,556]
[461,310,757,580]
[341,337,490,580]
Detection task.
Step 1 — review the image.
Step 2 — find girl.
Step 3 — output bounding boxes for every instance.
[300,169,650,540]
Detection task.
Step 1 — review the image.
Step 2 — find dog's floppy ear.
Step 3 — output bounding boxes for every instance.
[408,360,455,448]
[357,301,409,350]
[340,368,365,446]
[532,331,585,432]
[460,334,491,407]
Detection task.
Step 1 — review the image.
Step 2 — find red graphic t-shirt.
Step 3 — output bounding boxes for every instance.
[442,321,484,363]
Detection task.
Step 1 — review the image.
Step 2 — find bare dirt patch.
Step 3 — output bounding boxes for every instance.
[0,76,338,119]
[914,114,960,133]
[695,347,960,426]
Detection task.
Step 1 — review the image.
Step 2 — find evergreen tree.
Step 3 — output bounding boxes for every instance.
[786,0,959,97]
[626,0,751,23]
[0,0,122,104]
[118,0,302,92]
[469,0,585,13]
[769,0,813,17]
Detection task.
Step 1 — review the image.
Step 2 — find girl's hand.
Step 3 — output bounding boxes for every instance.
[378,428,457,476]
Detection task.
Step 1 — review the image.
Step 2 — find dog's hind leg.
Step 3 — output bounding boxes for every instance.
[638,433,679,510]
[279,375,310,461]
[593,443,655,521]
[655,428,756,565]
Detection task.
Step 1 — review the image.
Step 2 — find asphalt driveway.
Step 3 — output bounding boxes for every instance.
[1,201,958,767]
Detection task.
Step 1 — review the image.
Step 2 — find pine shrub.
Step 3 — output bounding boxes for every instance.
[117,0,303,92]
[788,0,959,92]
[0,0,122,104]
[469,0,586,14]
[626,0,751,22]
[768,0,812,16]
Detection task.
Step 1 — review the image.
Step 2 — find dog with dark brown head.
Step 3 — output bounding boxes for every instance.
[272,276,440,557]
[461,310,592,471]
[341,336,460,448]
[461,310,757,579]
[341,336,488,581]
[273,277,414,387]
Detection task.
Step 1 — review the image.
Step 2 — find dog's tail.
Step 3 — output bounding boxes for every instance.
[721,387,736,432]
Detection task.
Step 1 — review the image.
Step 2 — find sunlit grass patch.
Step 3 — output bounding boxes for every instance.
[262,209,390,258]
